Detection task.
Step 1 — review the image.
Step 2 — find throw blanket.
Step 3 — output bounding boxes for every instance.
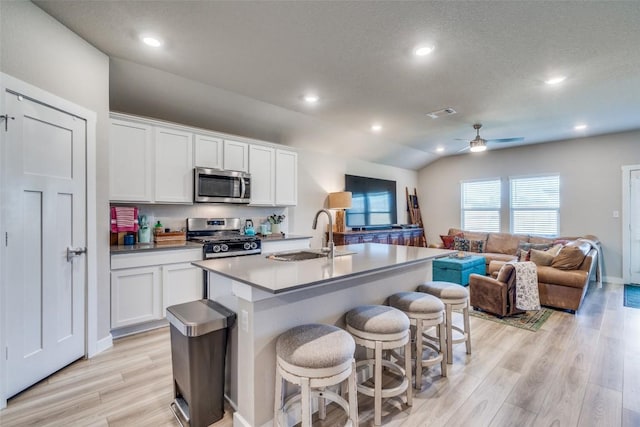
[580,238,602,288]
[509,261,541,311]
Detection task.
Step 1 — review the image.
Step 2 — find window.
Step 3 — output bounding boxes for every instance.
[461,179,501,232]
[510,175,560,236]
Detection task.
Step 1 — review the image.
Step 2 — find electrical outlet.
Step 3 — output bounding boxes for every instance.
[613,210,620,218]
[241,310,249,332]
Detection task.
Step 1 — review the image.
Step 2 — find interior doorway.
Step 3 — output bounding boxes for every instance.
[622,164,640,284]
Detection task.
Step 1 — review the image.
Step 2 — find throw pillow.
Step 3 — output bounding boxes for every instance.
[496,263,514,283]
[551,240,591,270]
[453,236,470,252]
[547,243,563,257]
[440,232,464,249]
[529,248,555,266]
[518,241,553,252]
[454,236,485,253]
[517,248,530,262]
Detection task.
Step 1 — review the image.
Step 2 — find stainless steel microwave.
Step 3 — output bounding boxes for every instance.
[194,167,251,203]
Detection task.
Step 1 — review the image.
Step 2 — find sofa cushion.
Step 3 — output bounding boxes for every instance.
[551,240,591,270]
[486,233,526,255]
[537,266,589,289]
[528,235,555,245]
[496,263,514,283]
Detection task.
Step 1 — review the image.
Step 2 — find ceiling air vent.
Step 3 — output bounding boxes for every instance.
[426,107,457,119]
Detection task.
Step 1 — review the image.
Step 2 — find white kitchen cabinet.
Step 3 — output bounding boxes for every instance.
[223,139,249,172]
[275,149,298,206]
[110,248,202,332]
[194,134,223,169]
[109,119,153,202]
[249,145,276,205]
[111,267,162,329]
[162,263,203,315]
[154,127,193,203]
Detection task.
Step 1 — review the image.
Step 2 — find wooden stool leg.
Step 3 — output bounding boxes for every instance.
[374,340,383,426]
[463,300,471,355]
[301,377,312,427]
[274,367,283,427]
[348,359,359,427]
[438,321,447,377]
[446,304,453,364]
[415,319,423,390]
[318,387,326,420]
[404,337,413,406]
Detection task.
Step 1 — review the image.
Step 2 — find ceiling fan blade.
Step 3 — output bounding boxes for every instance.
[486,137,525,143]
[457,145,470,153]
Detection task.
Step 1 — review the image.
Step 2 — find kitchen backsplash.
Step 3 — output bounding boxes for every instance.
[110,203,289,234]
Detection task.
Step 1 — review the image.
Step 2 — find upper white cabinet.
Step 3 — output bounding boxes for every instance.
[249,145,276,205]
[154,127,193,203]
[109,119,153,202]
[223,139,249,172]
[275,149,298,206]
[194,134,223,169]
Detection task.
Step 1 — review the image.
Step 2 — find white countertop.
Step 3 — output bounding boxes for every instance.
[193,243,454,294]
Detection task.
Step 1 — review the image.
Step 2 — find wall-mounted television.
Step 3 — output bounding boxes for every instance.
[345,174,397,229]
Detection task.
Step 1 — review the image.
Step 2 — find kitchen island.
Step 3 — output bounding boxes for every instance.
[193,243,453,427]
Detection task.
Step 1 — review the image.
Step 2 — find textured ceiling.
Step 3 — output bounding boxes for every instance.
[35,1,640,170]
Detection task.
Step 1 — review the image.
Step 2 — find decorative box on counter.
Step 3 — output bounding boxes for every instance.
[154,231,186,243]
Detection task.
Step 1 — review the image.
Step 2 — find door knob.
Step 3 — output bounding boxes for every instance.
[67,246,87,262]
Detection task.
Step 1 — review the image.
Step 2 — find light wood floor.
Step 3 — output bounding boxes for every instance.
[1,282,639,426]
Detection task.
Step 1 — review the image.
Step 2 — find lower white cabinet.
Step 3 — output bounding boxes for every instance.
[110,248,202,330]
[261,238,311,254]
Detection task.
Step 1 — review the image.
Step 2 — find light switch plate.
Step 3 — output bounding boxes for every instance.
[613,210,620,218]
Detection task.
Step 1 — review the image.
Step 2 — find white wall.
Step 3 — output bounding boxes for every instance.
[0,1,111,341]
[418,130,640,281]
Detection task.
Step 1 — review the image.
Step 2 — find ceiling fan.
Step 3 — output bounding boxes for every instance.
[458,124,524,153]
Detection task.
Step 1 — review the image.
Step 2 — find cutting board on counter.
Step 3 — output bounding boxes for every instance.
[154,231,186,243]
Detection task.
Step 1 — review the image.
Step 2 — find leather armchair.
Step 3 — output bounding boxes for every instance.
[469,263,524,318]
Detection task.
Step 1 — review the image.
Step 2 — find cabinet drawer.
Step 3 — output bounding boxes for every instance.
[111,248,202,270]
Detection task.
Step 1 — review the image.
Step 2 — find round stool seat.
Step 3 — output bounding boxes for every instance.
[417,281,469,303]
[276,324,355,370]
[389,292,445,315]
[345,305,409,335]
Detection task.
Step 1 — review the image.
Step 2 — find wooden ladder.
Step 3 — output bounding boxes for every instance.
[406,187,427,247]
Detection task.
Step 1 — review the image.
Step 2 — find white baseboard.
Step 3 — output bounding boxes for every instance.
[92,334,113,357]
[604,276,624,285]
[233,412,256,427]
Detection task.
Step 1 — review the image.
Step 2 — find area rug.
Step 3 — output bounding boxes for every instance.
[470,307,553,332]
[624,284,640,309]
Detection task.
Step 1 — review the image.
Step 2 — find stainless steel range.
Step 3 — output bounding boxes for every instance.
[187,217,261,259]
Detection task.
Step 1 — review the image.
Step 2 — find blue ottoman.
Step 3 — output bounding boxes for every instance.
[432,255,486,286]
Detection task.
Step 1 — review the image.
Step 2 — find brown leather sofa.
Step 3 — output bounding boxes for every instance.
[434,228,600,313]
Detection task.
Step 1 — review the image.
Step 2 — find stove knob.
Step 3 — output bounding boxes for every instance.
[250,242,258,249]
[212,245,221,253]
[220,244,229,252]
[244,242,251,250]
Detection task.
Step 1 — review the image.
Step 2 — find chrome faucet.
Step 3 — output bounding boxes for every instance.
[312,209,334,259]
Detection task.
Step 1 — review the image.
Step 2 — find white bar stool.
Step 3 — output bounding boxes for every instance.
[345,305,412,426]
[388,292,447,389]
[274,323,358,427]
[417,281,471,364]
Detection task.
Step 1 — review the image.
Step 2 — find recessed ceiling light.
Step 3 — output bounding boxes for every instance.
[141,36,163,48]
[303,94,319,104]
[414,45,435,57]
[371,124,382,132]
[545,75,566,85]
[574,124,588,130]
[436,147,445,153]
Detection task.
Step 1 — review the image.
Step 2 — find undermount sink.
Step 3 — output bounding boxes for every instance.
[266,249,356,261]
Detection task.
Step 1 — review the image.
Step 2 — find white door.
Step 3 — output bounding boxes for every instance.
[3,91,86,397]
[629,169,640,284]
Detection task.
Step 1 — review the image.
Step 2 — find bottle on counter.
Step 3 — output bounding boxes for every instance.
[154,220,163,235]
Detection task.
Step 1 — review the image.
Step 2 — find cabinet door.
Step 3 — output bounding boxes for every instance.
[154,127,193,203]
[389,232,401,245]
[109,119,153,202]
[249,145,275,205]
[223,139,249,172]
[275,149,298,206]
[111,267,162,328]
[194,134,223,169]
[162,263,203,315]
[344,234,363,244]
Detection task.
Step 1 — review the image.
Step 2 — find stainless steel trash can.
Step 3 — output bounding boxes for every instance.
[167,299,236,427]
